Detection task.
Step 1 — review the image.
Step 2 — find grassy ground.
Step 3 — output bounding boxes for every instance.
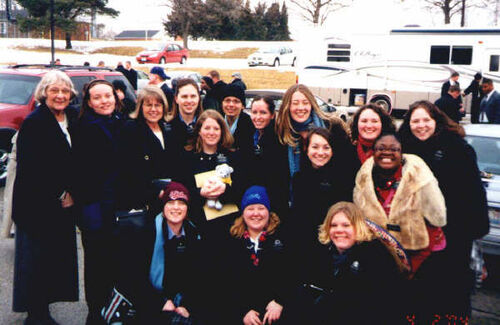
[11,46,258,59]
[136,66,296,90]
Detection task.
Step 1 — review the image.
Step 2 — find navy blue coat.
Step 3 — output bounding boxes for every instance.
[481,90,500,123]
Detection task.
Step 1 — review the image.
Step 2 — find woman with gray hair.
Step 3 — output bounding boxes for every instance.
[12,70,79,325]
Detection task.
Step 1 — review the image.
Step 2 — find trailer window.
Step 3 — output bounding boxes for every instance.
[430,46,450,64]
[327,44,351,62]
[451,46,472,65]
[490,55,499,72]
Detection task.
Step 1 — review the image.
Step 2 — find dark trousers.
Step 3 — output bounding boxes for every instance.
[81,229,115,314]
[471,100,481,124]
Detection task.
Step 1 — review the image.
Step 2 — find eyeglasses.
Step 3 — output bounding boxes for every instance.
[374,146,401,153]
[223,98,241,104]
[47,87,71,95]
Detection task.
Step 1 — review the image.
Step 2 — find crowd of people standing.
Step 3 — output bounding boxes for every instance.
[9,68,490,325]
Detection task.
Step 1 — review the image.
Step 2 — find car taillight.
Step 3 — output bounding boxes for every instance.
[489,207,500,228]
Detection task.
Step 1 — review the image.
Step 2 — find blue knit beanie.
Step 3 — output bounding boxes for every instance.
[241,186,271,212]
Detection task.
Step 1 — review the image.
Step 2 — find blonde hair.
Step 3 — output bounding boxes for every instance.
[275,84,330,147]
[230,212,281,238]
[188,110,233,152]
[318,202,374,245]
[129,86,173,122]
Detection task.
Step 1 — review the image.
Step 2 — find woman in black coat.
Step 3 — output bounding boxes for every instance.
[12,71,79,324]
[289,127,357,278]
[221,83,254,151]
[306,202,405,325]
[183,109,246,241]
[226,186,293,325]
[72,79,124,324]
[116,86,184,214]
[398,100,489,320]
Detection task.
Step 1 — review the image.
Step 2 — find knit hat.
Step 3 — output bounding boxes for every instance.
[112,79,127,93]
[202,76,214,88]
[150,66,170,80]
[222,84,246,106]
[241,186,270,212]
[231,72,242,79]
[159,182,190,204]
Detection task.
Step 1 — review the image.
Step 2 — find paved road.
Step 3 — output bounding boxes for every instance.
[1,187,500,324]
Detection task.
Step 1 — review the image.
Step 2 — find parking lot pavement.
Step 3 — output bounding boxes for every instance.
[1,187,499,324]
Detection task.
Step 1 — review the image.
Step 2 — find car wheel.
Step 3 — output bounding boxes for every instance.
[181,57,186,64]
[160,57,166,64]
[0,149,8,186]
[273,59,280,67]
[292,58,296,67]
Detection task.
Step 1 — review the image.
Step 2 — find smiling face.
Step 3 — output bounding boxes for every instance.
[358,109,382,141]
[222,96,243,118]
[243,204,270,235]
[88,83,116,116]
[176,84,199,117]
[142,96,164,124]
[373,135,402,171]
[250,99,274,130]
[329,211,356,254]
[45,82,71,112]
[307,134,333,169]
[409,107,436,141]
[290,91,312,123]
[163,200,188,227]
[200,117,221,149]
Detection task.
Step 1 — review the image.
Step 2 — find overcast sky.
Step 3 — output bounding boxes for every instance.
[98,0,498,39]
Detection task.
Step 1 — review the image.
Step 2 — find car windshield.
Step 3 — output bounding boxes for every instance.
[466,135,500,175]
[148,44,164,51]
[0,74,40,105]
[258,48,279,54]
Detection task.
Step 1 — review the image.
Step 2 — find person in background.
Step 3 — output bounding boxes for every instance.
[207,70,227,111]
[115,62,127,77]
[463,72,483,124]
[480,78,500,123]
[201,76,218,111]
[221,84,253,151]
[12,71,79,325]
[1,132,17,238]
[97,61,105,68]
[349,103,395,166]
[117,86,184,216]
[227,186,292,325]
[170,78,204,148]
[290,127,357,279]
[230,72,247,91]
[116,182,205,324]
[353,132,447,323]
[72,79,123,325]
[435,84,463,123]
[54,58,61,65]
[124,61,138,90]
[399,100,489,320]
[305,202,405,324]
[441,71,463,112]
[149,66,174,109]
[274,84,347,211]
[83,61,90,66]
[112,79,136,116]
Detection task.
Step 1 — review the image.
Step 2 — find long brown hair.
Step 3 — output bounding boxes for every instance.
[188,110,233,152]
[349,103,395,143]
[79,79,122,118]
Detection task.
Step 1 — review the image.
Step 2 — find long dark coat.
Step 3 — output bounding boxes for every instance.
[435,93,462,122]
[401,129,489,317]
[116,119,185,213]
[12,104,79,312]
[230,111,254,151]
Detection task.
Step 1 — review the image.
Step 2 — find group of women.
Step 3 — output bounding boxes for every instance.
[11,70,489,325]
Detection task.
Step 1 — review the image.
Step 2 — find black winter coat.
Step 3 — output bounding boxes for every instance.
[116,119,186,212]
[231,78,247,91]
[225,231,293,324]
[307,240,405,325]
[170,114,197,148]
[12,104,79,311]
[435,93,462,122]
[160,83,174,110]
[230,111,254,151]
[116,217,205,324]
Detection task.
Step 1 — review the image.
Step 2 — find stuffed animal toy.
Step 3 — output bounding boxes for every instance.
[205,163,234,210]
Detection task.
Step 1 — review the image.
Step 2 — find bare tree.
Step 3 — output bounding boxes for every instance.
[288,0,352,25]
[419,0,488,25]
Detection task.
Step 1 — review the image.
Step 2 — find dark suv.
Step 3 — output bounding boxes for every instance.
[0,64,136,183]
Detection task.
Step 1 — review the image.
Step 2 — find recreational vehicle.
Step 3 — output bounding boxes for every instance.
[298,27,500,115]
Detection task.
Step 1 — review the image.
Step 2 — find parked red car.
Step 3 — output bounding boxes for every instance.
[136,43,189,64]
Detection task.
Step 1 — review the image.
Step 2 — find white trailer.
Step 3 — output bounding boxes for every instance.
[297,27,500,115]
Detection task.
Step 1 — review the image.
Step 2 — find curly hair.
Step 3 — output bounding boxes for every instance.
[349,104,395,143]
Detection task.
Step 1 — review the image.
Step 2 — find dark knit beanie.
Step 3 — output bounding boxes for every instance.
[222,84,246,107]
[159,181,190,204]
[241,186,270,212]
[202,76,214,89]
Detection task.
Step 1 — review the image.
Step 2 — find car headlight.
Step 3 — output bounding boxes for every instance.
[489,207,500,228]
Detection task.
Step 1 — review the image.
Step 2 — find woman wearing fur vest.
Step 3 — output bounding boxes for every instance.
[353,132,447,323]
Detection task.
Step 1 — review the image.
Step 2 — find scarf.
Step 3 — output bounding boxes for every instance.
[225,114,240,135]
[150,214,166,291]
[356,137,375,164]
